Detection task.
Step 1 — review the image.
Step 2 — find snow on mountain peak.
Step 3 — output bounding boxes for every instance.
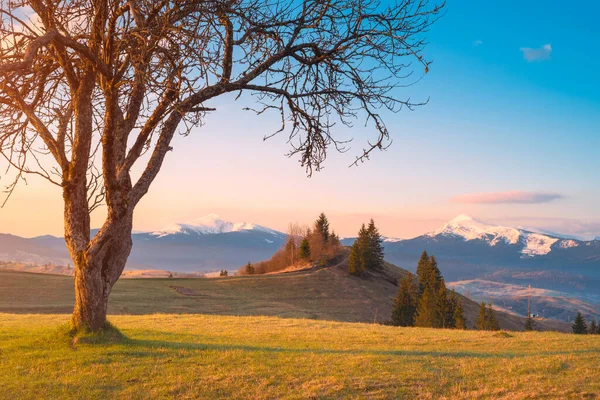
[428,214,567,256]
[430,214,521,245]
[152,214,281,237]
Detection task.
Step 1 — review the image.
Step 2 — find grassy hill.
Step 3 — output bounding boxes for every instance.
[0,255,568,331]
[1,313,599,399]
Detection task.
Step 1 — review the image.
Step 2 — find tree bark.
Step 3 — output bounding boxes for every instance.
[68,210,133,332]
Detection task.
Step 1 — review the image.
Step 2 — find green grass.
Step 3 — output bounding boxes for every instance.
[1,313,599,399]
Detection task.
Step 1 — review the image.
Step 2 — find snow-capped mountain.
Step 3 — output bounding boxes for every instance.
[0,215,286,273]
[151,214,281,238]
[425,214,566,257]
[383,214,600,284]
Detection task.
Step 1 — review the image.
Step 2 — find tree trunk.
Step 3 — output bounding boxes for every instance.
[69,214,133,332]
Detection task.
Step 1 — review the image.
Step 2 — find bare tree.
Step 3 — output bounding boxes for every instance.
[0,0,443,331]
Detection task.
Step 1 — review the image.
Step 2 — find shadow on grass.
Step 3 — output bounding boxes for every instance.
[115,336,600,360]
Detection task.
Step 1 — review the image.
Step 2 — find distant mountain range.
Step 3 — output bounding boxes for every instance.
[2,213,599,280]
[0,214,285,272]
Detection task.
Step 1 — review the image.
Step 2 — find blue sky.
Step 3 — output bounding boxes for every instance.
[1,0,599,239]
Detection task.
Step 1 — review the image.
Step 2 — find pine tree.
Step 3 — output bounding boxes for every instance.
[475,301,487,330]
[329,231,341,248]
[366,219,385,270]
[220,270,228,277]
[348,224,369,276]
[572,312,588,334]
[299,239,311,260]
[416,250,430,293]
[348,228,365,276]
[444,289,459,329]
[588,318,597,335]
[486,302,500,331]
[415,287,438,327]
[453,298,466,330]
[436,283,449,328]
[391,272,418,326]
[314,213,330,243]
[245,262,255,275]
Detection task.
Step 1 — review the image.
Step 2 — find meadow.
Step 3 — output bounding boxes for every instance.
[1,313,599,399]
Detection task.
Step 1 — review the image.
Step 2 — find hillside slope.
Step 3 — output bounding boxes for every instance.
[0,256,568,331]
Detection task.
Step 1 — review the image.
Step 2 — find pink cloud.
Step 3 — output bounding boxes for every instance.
[450,191,564,205]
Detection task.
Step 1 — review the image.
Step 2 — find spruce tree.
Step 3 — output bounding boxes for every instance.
[436,283,449,328]
[444,289,459,329]
[486,302,500,331]
[416,250,430,293]
[589,318,597,335]
[366,219,385,270]
[572,312,588,334]
[475,301,487,330]
[299,239,311,260]
[314,213,330,243]
[453,299,466,330]
[348,227,365,276]
[415,287,438,327]
[245,262,255,275]
[391,272,418,326]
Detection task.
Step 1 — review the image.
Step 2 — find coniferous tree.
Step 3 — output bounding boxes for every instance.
[299,239,311,260]
[475,301,487,330]
[589,318,597,335]
[416,251,430,293]
[436,283,449,328]
[444,289,460,329]
[314,213,331,243]
[245,262,255,275]
[391,272,418,326]
[429,255,443,285]
[415,287,438,327]
[220,270,228,277]
[486,302,500,331]
[453,298,466,330]
[572,312,588,334]
[348,226,365,276]
[329,231,341,248]
[366,219,385,271]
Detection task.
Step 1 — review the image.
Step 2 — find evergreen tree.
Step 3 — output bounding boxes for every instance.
[348,224,369,276]
[415,287,438,327]
[329,231,341,247]
[436,283,449,328]
[486,302,500,331]
[348,228,365,276]
[299,239,311,260]
[475,301,487,330]
[429,255,443,285]
[444,289,459,329]
[453,298,466,330]
[416,250,430,293]
[525,315,536,331]
[572,312,588,334]
[366,219,385,270]
[220,270,228,277]
[314,213,330,243]
[245,262,255,275]
[588,318,597,335]
[391,272,418,326]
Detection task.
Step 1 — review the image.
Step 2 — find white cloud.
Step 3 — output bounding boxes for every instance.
[473,40,483,47]
[450,190,564,205]
[520,44,552,62]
